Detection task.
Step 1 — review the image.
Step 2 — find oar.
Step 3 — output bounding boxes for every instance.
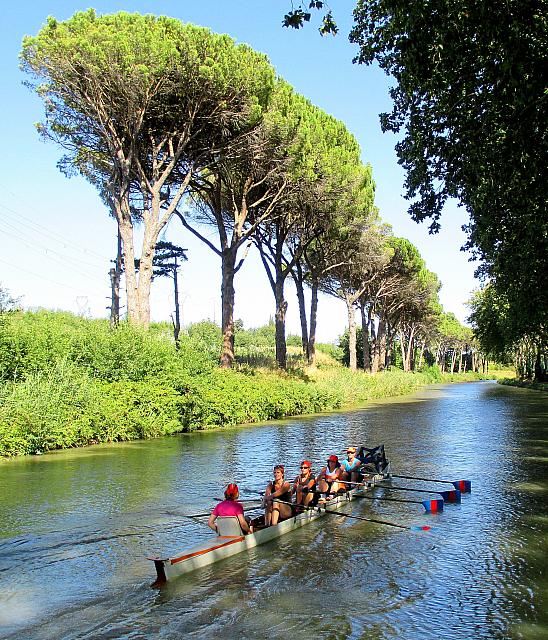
[307,489,442,513]
[376,483,461,503]
[272,499,430,532]
[391,475,472,493]
[320,506,432,531]
[354,493,444,513]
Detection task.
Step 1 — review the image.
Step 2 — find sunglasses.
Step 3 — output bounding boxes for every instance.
[300,466,310,469]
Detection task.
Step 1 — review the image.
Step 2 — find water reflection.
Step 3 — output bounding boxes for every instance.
[0,381,547,639]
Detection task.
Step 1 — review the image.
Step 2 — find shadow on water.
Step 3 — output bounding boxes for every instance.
[1,381,548,639]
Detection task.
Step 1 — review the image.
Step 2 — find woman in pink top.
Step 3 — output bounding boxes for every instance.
[207,483,252,534]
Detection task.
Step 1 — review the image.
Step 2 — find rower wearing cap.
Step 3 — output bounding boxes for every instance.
[208,483,253,535]
[292,460,316,510]
[340,446,362,486]
[264,465,293,526]
[316,454,343,501]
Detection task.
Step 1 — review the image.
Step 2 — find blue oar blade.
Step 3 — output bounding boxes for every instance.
[439,489,461,503]
[452,480,472,493]
[410,525,433,531]
[422,498,444,513]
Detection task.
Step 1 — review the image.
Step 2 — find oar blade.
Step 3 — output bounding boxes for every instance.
[411,525,432,531]
[452,480,472,493]
[422,498,444,513]
[439,489,461,503]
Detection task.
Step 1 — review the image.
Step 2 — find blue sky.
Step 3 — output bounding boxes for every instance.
[0,0,477,341]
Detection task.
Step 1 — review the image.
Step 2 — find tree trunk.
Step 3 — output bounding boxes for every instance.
[220,248,237,368]
[109,229,122,328]
[450,348,457,373]
[371,318,380,374]
[399,330,408,371]
[293,262,309,359]
[346,296,357,371]
[308,278,319,366]
[172,259,181,346]
[534,347,542,382]
[407,326,416,371]
[360,304,371,372]
[377,317,387,371]
[118,215,139,324]
[417,341,425,370]
[275,275,288,370]
[135,220,158,328]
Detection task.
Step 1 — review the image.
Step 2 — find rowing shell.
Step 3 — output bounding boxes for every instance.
[149,465,390,585]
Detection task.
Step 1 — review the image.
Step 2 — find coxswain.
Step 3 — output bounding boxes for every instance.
[208,483,252,534]
[316,454,343,501]
[264,464,293,526]
[340,446,362,486]
[292,460,316,510]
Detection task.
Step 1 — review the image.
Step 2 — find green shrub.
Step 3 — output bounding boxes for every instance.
[186,320,222,357]
[315,342,344,363]
[0,310,216,383]
[0,310,498,459]
[177,368,342,431]
[419,364,443,382]
[0,362,184,457]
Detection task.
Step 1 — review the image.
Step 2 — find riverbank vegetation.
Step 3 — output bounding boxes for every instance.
[0,311,494,458]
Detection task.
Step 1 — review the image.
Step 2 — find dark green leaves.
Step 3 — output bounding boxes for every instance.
[350,0,548,356]
[282,9,311,29]
[282,2,338,35]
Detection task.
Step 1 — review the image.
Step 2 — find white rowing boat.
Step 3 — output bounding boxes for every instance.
[149,461,390,585]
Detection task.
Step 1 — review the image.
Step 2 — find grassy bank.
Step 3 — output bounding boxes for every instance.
[0,311,493,458]
[498,378,548,392]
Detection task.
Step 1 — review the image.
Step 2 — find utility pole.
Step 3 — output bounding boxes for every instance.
[109,229,122,328]
[171,257,181,345]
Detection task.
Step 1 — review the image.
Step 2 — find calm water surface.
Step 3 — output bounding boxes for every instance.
[0,381,547,639]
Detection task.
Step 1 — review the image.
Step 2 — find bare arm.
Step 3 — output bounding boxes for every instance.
[237,513,252,534]
[268,481,290,499]
[207,513,217,533]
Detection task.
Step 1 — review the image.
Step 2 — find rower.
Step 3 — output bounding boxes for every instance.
[208,483,253,536]
[316,454,343,502]
[264,464,293,526]
[292,460,316,510]
[340,446,362,486]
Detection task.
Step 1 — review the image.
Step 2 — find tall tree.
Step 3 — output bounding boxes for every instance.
[150,241,188,345]
[179,78,291,367]
[349,0,548,345]
[320,223,387,371]
[21,10,274,328]
[256,98,374,368]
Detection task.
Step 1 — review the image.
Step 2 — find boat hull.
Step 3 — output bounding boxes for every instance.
[149,467,389,584]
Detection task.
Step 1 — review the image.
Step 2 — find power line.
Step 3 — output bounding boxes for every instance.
[0,220,107,279]
[0,256,107,298]
[0,201,113,262]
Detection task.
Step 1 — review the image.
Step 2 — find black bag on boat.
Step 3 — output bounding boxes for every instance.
[357,444,387,474]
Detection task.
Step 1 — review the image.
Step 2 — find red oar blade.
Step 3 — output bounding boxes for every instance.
[452,480,472,493]
[422,498,444,513]
[411,525,432,531]
[439,489,461,503]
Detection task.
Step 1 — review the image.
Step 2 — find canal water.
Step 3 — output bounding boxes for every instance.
[0,381,547,639]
